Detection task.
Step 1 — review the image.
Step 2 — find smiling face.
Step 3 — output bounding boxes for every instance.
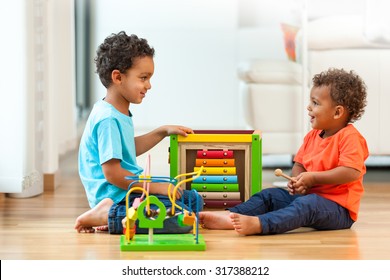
[307,86,347,138]
[104,55,155,115]
[119,56,154,104]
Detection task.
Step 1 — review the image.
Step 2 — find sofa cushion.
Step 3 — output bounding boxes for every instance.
[238,60,302,85]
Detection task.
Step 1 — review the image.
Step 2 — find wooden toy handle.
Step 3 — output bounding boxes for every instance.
[274,169,294,181]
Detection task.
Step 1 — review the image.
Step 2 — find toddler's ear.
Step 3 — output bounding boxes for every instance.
[334,105,346,119]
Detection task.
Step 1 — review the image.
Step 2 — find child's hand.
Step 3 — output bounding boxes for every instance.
[291,172,314,195]
[163,125,194,137]
[287,178,297,195]
[154,183,183,199]
[171,187,183,199]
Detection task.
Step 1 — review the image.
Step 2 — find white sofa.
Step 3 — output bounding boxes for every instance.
[238,60,304,155]
[238,2,390,157]
[238,23,390,157]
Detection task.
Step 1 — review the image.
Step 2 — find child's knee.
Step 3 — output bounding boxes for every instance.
[192,192,204,211]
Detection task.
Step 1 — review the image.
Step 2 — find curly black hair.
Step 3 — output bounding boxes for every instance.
[312,68,367,123]
[95,31,155,88]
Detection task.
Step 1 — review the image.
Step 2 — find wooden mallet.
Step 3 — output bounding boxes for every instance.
[274,168,294,181]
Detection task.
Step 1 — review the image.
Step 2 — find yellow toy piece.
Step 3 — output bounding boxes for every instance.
[177,133,253,143]
[124,187,149,242]
[167,166,204,216]
[127,207,138,221]
[138,174,151,182]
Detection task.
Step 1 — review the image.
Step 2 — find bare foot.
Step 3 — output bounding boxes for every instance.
[96,225,109,231]
[74,198,114,233]
[198,211,234,230]
[229,213,262,235]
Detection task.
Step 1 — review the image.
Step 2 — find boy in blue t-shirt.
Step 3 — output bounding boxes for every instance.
[75,31,202,234]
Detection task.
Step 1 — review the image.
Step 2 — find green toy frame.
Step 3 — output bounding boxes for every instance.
[120,167,206,251]
[120,234,206,251]
[169,130,262,200]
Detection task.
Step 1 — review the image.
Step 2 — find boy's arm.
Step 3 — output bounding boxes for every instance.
[134,125,193,156]
[292,166,361,194]
[102,159,135,190]
[291,162,306,177]
[307,166,361,185]
[101,159,178,197]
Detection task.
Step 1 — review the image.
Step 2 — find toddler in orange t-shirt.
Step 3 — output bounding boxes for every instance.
[199,68,369,235]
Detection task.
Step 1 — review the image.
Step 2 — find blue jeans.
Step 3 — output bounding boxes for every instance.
[229,188,354,235]
[108,190,203,234]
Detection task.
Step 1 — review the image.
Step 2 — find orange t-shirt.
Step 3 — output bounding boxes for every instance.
[294,124,369,221]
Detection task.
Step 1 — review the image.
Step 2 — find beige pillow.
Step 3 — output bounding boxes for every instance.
[238,60,302,85]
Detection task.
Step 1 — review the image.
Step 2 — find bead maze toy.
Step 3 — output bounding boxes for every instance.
[120,155,206,251]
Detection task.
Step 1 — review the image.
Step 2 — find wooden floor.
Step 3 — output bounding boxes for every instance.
[1,150,390,260]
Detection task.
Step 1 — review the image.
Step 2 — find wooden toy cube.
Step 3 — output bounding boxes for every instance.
[169,130,262,209]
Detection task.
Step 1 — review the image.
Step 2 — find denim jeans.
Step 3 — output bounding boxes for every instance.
[108,190,203,234]
[228,188,354,235]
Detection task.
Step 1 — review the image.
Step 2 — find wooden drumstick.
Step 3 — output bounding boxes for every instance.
[274,168,294,181]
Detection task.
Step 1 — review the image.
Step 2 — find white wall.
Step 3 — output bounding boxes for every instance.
[92,0,287,131]
[0,0,28,193]
[46,0,77,161]
[0,0,77,195]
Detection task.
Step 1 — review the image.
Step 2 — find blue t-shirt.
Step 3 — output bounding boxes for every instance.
[78,99,143,208]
